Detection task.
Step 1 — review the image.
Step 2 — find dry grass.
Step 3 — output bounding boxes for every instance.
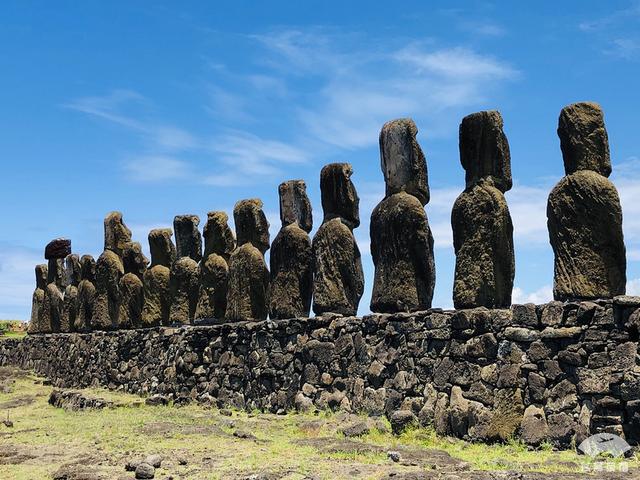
[0,369,636,479]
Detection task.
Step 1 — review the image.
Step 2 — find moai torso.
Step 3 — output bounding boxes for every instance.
[226,199,270,321]
[547,102,626,300]
[28,264,48,334]
[370,119,435,313]
[41,238,71,332]
[76,255,96,332]
[452,111,515,308]
[312,163,364,316]
[169,215,201,325]
[118,242,148,329]
[270,180,313,319]
[142,228,175,327]
[61,254,81,332]
[196,212,235,320]
[94,212,131,330]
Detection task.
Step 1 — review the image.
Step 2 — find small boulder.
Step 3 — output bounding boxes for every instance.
[389,409,417,435]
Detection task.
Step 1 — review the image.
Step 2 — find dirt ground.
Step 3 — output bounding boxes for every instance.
[0,366,637,479]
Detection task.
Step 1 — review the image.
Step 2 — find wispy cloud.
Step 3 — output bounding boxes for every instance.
[512,284,553,304]
[248,29,518,150]
[0,245,42,320]
[579,2,640,60]
[67,89,306,186]
[579,2,640,32]
[123,155,192,182]
[65,90,198,152]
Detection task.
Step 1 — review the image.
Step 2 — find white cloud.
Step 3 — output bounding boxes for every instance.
[252,29,517,150]
[627,278,640,295]
[394,45,516,80]
[0,246,43,320]
[124,155,192,182]
[512,284,553,304]
[579,2,640,32]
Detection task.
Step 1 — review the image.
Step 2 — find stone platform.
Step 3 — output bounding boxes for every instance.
[3,297,640,448]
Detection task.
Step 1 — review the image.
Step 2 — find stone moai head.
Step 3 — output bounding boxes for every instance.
[122,242,149,279]
[64,254,81,287]
[279,180,313,233]
[174,215,202,261]
[80,255,96,282]
[320,163,360,229]
[104,212,132,257]
[35,264,48,290]
[558,102,611,177]
[148,228,176,268]
[203,211,236,260]
[459,110,512,193]
[45,238,71,260]
[44,238,70,287]
[234,199,270,254]
[379,118,429,205]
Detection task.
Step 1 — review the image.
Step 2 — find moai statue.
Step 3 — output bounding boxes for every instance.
[27,264,48,334]
[195,212,235,320]
[312,164,364,316]
[226,199,270,321]
[270,180,313,319]
[169,215,201,324]
[41,238,71,332]
[452,111,515,308]
[547,102,626,300]
[118,242,149,329]
[142,228,176,326]
[94,212,131,330]
[370,119,435,312]
[75,255,96,332]
[60,254,81,332]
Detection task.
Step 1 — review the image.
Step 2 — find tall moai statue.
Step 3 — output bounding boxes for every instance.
[312,163,364,316]
[547,102,626,300]
[27,264,48,334]
[118,242,149,328]
[41,238,71,332]
[270,180,313,319]
[142,228,176,326]
[452,111,515,308]
[60,254,81,332]
[195,212,235,320]
[370,119,435,312]
[94,212,131,330]
[226,199,270,321]
[75,255,96,332]
[169,215,201,324]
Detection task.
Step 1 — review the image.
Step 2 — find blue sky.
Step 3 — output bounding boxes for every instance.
[1,1,639,319]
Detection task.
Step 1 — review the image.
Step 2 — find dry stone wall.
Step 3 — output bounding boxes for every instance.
[3,297,640,448]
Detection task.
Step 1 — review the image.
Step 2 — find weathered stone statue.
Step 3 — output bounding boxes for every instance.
[60,254,81,332]
[75,255,96,332]
[94,212,131,330]
[452,111,515,308]
[312,163,364,316]
[142,228,175,326]
[195,212,235,320]
[118,242,148,329]
[41,238,70,333]
[170,215,201,324]
[270,180,313,319]
[226,199,270,321]
[174,214,202,262]
[547,102,626,300]
[370,119,435,312]
[27,264,47,334]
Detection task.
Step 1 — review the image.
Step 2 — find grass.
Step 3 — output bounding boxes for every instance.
[0,320,27,340]
[0,369,637,479]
